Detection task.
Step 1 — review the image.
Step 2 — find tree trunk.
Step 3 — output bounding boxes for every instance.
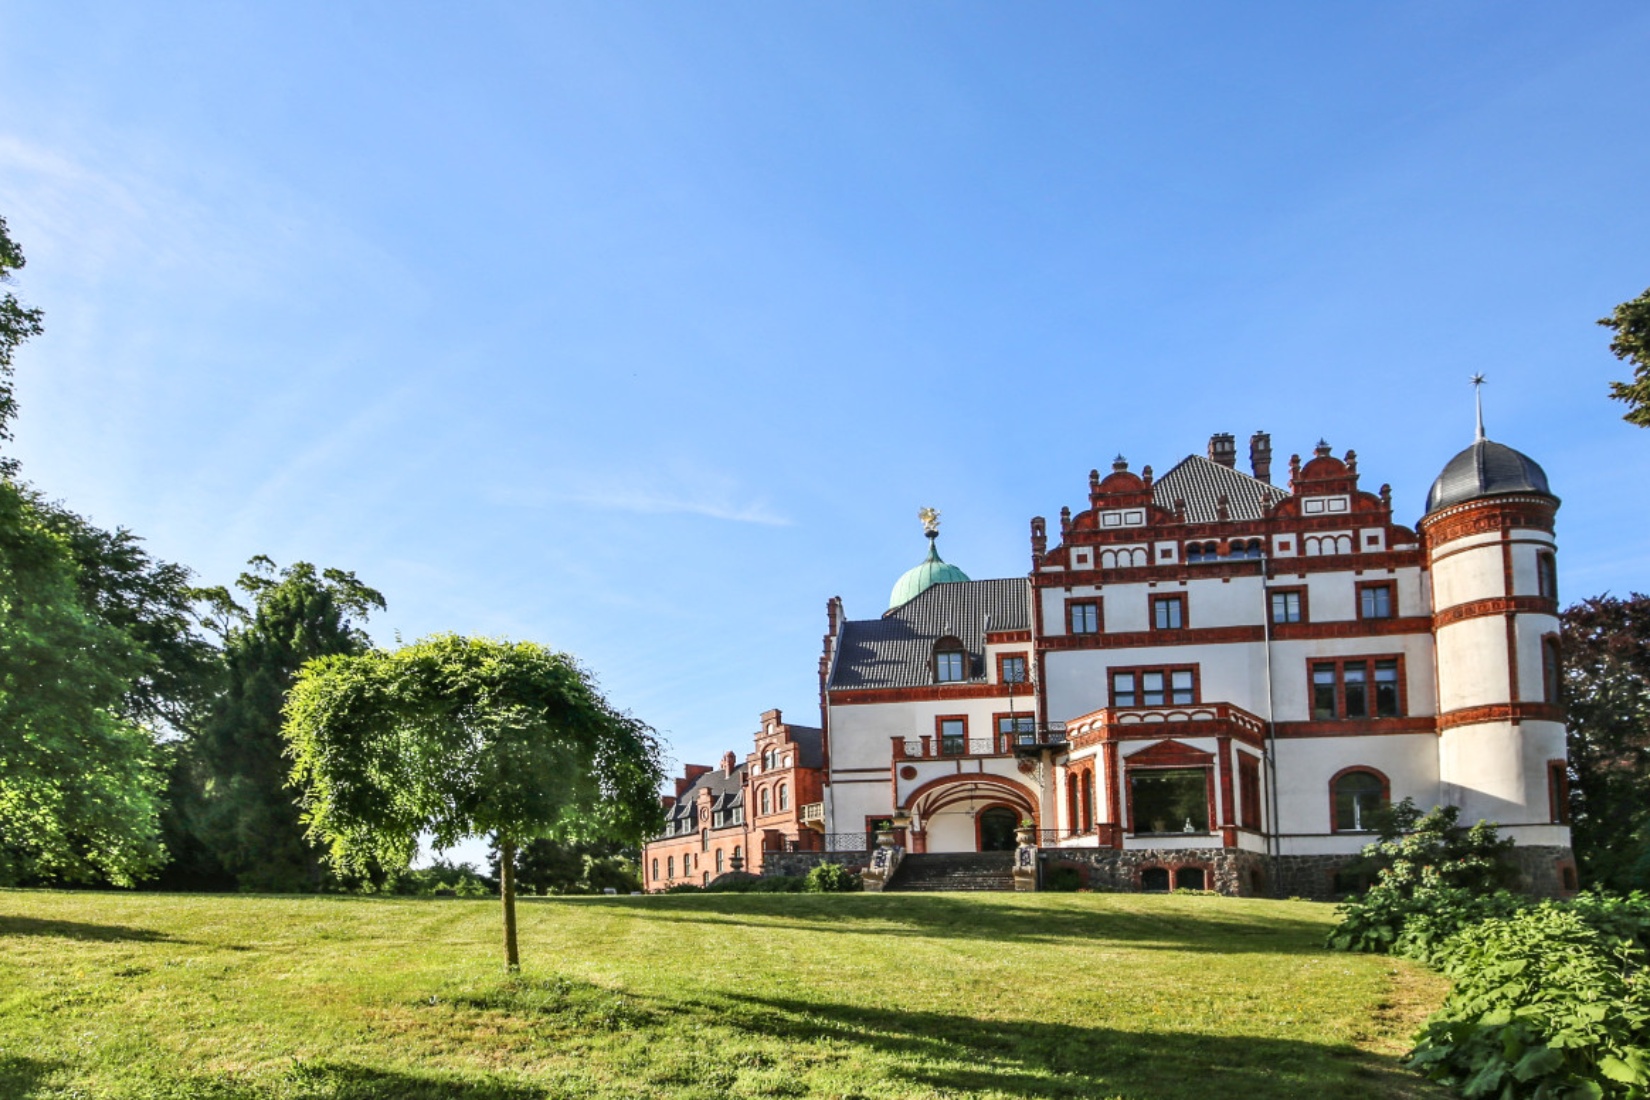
[500,836,520,971]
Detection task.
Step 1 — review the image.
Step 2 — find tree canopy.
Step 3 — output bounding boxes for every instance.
[170,557,384,892]
[1601,287,1650,427]
[0,481,166,885]
[284,634,665,967]
[0,215,45,475]
[1561,593,1650,892]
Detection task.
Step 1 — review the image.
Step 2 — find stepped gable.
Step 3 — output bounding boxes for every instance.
[1150,454,1289,523]
[830,577,1029,691]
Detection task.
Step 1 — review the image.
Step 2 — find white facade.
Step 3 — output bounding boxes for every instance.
[811,432,1576,895]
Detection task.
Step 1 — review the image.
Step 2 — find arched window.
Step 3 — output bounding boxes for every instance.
[1237,539,1263,559]
[760,787,771,815]
[732,845,742,868]
[716,849,724,874]
[1175,867,1206,891]
[1141,867,1170,892]
[1543,637,1561,703]
[703,871,709,886]
[1332,769,1388,832]
[651,858,659,881]
[778,783,789,811]
[667,856,675,879]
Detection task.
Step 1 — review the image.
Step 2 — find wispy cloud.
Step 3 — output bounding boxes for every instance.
[490,469,791,527]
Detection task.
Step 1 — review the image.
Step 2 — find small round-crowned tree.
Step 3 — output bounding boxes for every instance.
[283,634,665,969]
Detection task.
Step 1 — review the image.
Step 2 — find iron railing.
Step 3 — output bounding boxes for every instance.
[824,832,870,853]
[896,725,1069,760]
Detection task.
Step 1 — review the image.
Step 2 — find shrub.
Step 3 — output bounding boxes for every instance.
[1408,905,1650,1098]
[803,863,860,893]
[391,859,493,898]
[663,882,703,893]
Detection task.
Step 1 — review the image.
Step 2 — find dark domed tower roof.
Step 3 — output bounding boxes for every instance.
[1425,439,1557,515]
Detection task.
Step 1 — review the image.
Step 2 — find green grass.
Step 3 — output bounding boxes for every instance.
[0,889,1448,1099]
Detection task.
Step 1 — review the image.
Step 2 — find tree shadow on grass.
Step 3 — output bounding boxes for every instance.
[586,894,1338,953]
[118,1062,548,1100]
[0,914,186,942]
[0,1055,63,1099]
[706,992,1444,1100]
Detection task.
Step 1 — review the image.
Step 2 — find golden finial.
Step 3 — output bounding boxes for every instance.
[918,507,940,537]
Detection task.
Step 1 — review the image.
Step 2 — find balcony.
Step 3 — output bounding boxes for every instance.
[799,802,824,831]
[893,725,1068,760]
[1062,702,1266,747]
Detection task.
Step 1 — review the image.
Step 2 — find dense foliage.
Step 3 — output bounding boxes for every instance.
[167,558,384,892]
[1563,594,1650,893]
[0,215,45,477]
[0,482,166,885]
[803,862,862,893]
[1602,287,1650,427]
[495,837,641,896]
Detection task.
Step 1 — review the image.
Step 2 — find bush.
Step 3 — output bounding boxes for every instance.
[1327,804,1524,959]
[1408,905,1650,1098]
[662,882,703,893]
[391,859,493,898]
[803,863,860,893]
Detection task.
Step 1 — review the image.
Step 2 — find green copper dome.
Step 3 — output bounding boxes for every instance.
[888,536,970,610]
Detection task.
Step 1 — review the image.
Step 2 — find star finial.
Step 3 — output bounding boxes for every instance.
[1471,374,1487,441]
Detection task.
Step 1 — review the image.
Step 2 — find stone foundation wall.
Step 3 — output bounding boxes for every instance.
[1037,847,1270,897]
[1508,845,1578,898]
[759,850,871,878]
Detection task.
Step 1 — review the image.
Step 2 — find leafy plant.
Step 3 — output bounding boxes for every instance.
[1408,905,1650,1098]
[803,862,860,893]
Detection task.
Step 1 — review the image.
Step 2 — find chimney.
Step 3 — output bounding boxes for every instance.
[674,764,712,799]
[1249,431,1272,483]
[1208,433,1236,468]
[721,751,737,777]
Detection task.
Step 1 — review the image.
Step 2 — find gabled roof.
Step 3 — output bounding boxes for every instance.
[666,763,746,828]
[832,577,1030,691]
[1150,455,1288,524]
[783,724,825,769]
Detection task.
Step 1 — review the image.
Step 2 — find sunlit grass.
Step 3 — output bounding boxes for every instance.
[0,889,1447,1099]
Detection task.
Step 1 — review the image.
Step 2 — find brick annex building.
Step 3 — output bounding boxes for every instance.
[645,423,1575,897]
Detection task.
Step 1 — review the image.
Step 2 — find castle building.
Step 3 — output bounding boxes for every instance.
[811,426,1573,896]
[647,419,1575,898]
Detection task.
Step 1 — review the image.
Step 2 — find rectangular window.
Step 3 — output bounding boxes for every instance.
[1358,582,1395,620]
[1130,769,1210,834]
[1069,601,1099,634]
[996,714,1036,746]
[1151,595,1185,630]
[938,717,966,756]
[1110,666,1198,708]
[999,654,1027,684]
[1238,755,1262,831]
[935,650,966,682]
[1537,552,1558,601]
[1311,657,1404,720]
[1270,589,1303,625]
[1548,761,1570,824]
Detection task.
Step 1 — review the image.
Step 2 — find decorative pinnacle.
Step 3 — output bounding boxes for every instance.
[918,506,940,539]
[1471,374,1487,441]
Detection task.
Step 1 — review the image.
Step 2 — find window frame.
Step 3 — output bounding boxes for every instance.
[934,646,967,683]
[1537,551,1558,601]
[994,711,1037,747]
[997,652,1029,685]
[1548,760,1571,824]
[936,714,968,756]
[1109,664,1199,709]
[1328,766,1390,833]
[1238,753,1262,831]
[1067,599,1100,635]
[1126,765,1214,836]
[1542,634,1561,703]
[1150,594,1187,631]
[777,783,788,812]
[1307,656,1405,721]
[759,787,771,816]
[1356,581,1396,621]
[1269,586,1306,625]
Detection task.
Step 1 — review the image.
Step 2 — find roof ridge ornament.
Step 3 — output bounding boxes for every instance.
[1472,374,1487,441]
[918,506,940,541]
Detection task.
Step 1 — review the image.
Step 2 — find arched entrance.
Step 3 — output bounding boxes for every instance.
[978,806,1019,851]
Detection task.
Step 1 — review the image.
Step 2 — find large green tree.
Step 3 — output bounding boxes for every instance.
[174,556,383,891]
[1601,287,1650,427]
[1561,593,1650,892]
[284,634,665,968]
[0,215,45,477]
[0,481,166,885]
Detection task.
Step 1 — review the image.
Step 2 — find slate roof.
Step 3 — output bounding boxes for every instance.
[1425,439,1556,515]
[1150,455,1289,523]
[665,763,745,832]
[785,725,825,769]
[831,577,1030,691]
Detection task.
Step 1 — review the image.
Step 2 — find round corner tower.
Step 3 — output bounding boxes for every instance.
[1420,432,1574,885]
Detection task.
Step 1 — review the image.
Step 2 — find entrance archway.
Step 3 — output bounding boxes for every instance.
[978,806,1019,851]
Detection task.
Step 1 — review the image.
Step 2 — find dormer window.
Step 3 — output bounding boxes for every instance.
[934,637,967,683]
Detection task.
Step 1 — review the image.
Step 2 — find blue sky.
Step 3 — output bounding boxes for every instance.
[3,3,1647,866]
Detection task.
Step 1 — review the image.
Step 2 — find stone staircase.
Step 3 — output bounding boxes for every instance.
[884,852,1015,892]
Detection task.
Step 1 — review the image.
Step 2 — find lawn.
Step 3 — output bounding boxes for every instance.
[0,889,1447,1100]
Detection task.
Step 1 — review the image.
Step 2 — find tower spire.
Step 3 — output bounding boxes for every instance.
[1471,374,1487,441]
